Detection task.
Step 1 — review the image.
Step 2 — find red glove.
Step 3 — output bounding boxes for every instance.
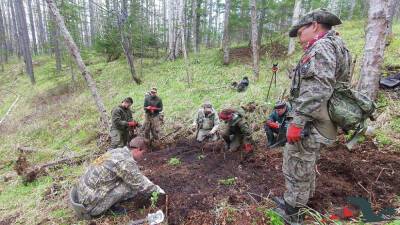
[128,121,138,127]
[266,121,279,129]
[243,143,253,153]
[287,123,302,143]
[145,106,160,113]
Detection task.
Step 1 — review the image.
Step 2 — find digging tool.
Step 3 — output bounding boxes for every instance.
[266,63,279,103]
[127,210,165,225]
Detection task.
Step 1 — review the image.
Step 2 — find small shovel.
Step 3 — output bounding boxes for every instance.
[127,210,165,225]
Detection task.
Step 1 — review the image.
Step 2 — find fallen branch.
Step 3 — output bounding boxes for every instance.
[17,146,38,154]
[0,95,20,126]
[15,154,87,183]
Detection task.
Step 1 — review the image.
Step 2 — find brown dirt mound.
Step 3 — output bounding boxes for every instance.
[95,138,399,224]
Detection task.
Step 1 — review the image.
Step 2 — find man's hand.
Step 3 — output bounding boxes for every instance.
[145,106,160,113]
[266,120,280,129]
[128,121,139,127]
[287,123,303,143]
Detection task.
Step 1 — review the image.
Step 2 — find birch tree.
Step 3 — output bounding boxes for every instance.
[288,0,302,55]
[222,0,231,65]
[250,0,259,79]
[45,0,109,130]
[357,0,390,100]
[167,0,176,60]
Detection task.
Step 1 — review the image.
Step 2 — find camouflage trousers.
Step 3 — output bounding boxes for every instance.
[196,129,218,142]
[143,114,161,140]
[220,126,244,151]
[110,129,129,149]
[87,182,135,216]
[283,128,322,208]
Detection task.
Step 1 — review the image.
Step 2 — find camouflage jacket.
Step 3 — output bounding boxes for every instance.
[289,30,351,139]
[76,147,158,207]
[144,95,163,116]
[228,112,253,143]
[193,108,220,132]
[110,106,133,132]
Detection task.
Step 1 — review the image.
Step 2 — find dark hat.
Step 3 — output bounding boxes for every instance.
[289,8,342,37]
[123,97,133,104]
[274,101,286,109]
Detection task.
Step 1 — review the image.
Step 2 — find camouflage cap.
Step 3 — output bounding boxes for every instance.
[202,100,212,109]
[129,137,149,151]
[289,8,342,37]
[274,100,286,109]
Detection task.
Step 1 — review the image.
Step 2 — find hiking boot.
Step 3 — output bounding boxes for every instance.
[272,197,304,225]
[109,204,127,215]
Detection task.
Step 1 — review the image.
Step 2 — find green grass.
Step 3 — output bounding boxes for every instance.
[168,157,181,166]
[0,20,399,223]
[218,177,237,186]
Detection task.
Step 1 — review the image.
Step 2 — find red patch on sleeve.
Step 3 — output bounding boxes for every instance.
[302,55,311,64]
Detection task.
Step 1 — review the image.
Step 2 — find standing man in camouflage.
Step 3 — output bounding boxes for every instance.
[273,9,351,224]
[69,138,165,219]
[218,108,254,154]
[192,101,220,142]
[143,87,163,141]
[110,97,139,149]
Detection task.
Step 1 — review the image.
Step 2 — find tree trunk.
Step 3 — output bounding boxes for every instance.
[82,0,90,47]
[163,0,167,51]
[5,0,14,55]
[179,0,191,85]
[28,0,38,55]
[36,0,46,52]
[9,0,21,57]
[0,4,7,69]
[51,14,62,73]
[288,0,302,55]
[329,0,340,16]
[386,0,400,38]
[167,0,176,60]
[14,0,36,84]
[89,0,96,46]
[250,0,259,79]
[191,0,198,53]
[45,0,109,130]
[348,0,356,19]
[42,0,49,49]
[357,0,390,100]
[222,0,231,65]
[206,0,213,48]
[118,0,142,84]
[257,0,266,47]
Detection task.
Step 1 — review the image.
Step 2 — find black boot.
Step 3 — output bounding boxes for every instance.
[108,204,127,215]
[272,197,304,225]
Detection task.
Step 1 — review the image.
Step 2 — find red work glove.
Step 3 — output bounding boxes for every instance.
[128,121,138,127]
[287,123,302,143]
[145,106,160,113]
[266,121,279,129]
[243,143,253,153]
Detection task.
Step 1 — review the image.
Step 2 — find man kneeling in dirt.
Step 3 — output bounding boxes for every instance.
[110,97,140,149]
[264,101,290,148]
[218,108,254,154]
[69,138,165,219]
[192,101,220,142]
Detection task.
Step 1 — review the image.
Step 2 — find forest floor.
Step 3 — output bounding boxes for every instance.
[1,21,400,225]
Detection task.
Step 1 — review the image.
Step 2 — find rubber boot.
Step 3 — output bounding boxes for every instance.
[108,204,127,215]
[272,197,304,225]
